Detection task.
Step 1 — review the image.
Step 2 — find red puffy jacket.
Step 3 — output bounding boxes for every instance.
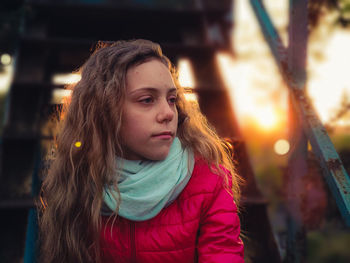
[100,158,244,263]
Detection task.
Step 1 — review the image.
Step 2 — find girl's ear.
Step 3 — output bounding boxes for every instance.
[177,106,188,127]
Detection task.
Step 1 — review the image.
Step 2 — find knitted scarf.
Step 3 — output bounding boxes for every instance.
[103,137,194,221]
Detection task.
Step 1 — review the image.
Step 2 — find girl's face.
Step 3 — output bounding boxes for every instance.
[120,59,178,160]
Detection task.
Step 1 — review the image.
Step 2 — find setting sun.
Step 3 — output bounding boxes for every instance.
[255,106,279,130]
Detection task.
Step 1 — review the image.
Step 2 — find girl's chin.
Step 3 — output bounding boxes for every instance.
[146,150,171,161]
[122,142,172,161]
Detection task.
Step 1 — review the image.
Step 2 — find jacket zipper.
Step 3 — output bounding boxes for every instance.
[130,221,136,263]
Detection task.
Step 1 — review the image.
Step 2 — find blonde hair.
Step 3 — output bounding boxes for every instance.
[38,39,241,263]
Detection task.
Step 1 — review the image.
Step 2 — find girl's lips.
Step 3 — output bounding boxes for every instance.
[152,132,174,140]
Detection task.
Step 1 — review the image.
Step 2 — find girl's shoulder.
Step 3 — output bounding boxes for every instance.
[181,156,231,199]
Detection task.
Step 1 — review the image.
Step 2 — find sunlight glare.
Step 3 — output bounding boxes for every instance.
[217,52,286,131]
[52,73,81,85]
[51,88,72,104]
[178,59,195,88]
[308,28,350,124]
[184,93,198,102]
[255,106,278,130]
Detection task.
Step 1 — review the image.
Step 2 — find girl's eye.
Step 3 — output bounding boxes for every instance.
[168,96,177,104]
[139,97,154,104]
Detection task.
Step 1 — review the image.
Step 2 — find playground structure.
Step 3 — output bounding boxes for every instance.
[0,0,349,262]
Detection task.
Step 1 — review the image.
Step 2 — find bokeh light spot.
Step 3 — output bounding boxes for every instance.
[274,139,290,155]
[1,54,11,65]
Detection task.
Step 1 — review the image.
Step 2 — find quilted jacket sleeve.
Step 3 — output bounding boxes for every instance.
[196,175,244,263]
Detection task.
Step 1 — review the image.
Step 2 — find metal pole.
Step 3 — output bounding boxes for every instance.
[286,1,309,262]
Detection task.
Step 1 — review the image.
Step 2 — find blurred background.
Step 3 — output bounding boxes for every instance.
[1,0,350,262]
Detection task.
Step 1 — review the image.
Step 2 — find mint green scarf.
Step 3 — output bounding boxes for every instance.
[103,137,194,221]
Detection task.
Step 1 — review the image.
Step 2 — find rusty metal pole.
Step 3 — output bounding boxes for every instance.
[286,0,308,262]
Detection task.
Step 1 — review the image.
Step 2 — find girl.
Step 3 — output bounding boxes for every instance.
[38,39,244,263]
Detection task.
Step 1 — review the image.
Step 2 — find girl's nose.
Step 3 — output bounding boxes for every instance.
[156,100,175,123]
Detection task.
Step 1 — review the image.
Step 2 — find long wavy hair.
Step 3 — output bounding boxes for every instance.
[38,39,242,263]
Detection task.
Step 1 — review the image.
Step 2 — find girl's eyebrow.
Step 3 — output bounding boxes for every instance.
[129,87,177,94]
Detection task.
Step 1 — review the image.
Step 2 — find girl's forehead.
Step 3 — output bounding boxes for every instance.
[126,59,175,90]
[127,59,169,75]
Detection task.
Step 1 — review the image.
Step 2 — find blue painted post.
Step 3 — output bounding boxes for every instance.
[23,146,41,263]
[24,209,38,263]
[290,83,350,226]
